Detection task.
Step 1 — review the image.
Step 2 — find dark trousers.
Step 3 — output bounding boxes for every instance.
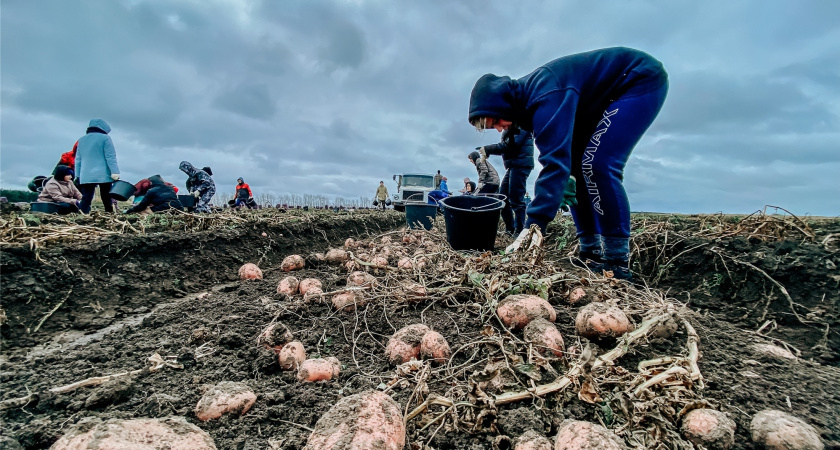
[55,202,80,215]
[79,183,114,214]
[569,78,668,240]
[476,183,499,195]
[499,167,532,234]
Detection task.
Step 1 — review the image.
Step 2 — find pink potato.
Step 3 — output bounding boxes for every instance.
[514,430,552,450]
[347,271,376,288]
[523,317,565,357]
[325,248,350,264]
[554,420,627,450]
[305,390,405,450]
[304,287,325,304]
[345,260,360,272]
[195,381,256,421]
[297,357,341,382]
[419,330,451,364]
[574,302,633,341]
[51,416,216,450]
[281,254,305,272]
[385,324,431,365]
[397,257,413,270]
[680,408,736,449]
[380,236,392,244]
[750,409,824,450]
[399,283,427,303]
[332,290,367,312]
[344,238,358,249]
[238,263,263,280]
[371,256,389,267]
[497,294,556,330]
[568,287,587,304]
[299,278,323,295]
[257,322,294,351]
[278,341,306,370]
[402,234,417,244]
[277,276,300,296]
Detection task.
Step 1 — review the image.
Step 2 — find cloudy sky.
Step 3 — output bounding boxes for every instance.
[2,0,838,215]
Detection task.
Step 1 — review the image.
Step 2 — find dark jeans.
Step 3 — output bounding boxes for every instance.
[569,78,669,240]
[499,167,532,234]
[55,202,80,215]
[79,183,114,214]
[476,183,499,195]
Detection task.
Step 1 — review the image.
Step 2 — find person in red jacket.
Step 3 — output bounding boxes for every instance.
[52,141,78,176]
[232,177,256,209]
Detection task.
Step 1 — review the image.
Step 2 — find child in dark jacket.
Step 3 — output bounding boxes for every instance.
[469,47,668,279]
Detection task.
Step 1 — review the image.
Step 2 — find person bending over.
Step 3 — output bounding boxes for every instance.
[125,175,183,214]
[179,161,216,213]
[467,151,500,194]
[469,47,668,279]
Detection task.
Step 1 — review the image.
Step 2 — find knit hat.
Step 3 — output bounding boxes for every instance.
[54,165,74,180]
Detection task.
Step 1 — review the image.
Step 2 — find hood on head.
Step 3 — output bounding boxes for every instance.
[237,177,244,183]
[55,165,74,180]
[202,167,213,176]
[468,151,481,163]
[148,175,165,185]
[469,74,517,124]
[179,161,197,175]
[87,119,111,134]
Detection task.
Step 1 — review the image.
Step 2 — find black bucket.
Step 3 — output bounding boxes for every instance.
[179,195,196,208]
[405,202,438,230]
[110,180,135,201]
[439,195,506,251]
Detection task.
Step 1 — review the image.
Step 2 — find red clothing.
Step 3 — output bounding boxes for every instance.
[134,178,178,196]
[58,142,78,170]
[235,183,253,198]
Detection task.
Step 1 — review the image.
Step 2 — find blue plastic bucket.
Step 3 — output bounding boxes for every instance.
[405,202,438,230]
[439,195,505,251]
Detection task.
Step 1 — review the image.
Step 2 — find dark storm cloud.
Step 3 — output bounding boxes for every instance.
[2,0,839,215]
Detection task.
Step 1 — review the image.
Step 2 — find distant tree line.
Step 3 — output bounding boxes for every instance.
[0,190,39,203]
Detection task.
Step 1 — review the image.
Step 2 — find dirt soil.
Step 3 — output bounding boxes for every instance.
[1,211,838,449]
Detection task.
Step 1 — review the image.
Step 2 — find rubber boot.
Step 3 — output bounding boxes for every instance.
[573,235,603,270]
[602,236,632,281]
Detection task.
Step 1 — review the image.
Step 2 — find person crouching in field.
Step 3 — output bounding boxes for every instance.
[179,161,216,213]
[468,151,500,194]
[37,165,82,214]
[124,175,183,215]
[469,47,668,280]
[233,177,256,209]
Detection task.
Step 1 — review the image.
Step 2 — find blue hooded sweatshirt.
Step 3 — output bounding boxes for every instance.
[75,119,119,184]
[469,47,667,231]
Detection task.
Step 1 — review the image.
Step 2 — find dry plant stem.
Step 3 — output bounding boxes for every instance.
[49,368,147,394]
[347,251,397,271]
[30,288,72,334]
[683,319,704,388]
[633,366,690,397]
[0,394,36,411]
[709,247,817,325]
[405,312,675,422]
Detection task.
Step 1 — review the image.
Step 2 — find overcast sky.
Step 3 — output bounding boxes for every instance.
[2,0,838,215]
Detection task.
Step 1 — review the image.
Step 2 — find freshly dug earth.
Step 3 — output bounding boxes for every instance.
[1,211,838,449]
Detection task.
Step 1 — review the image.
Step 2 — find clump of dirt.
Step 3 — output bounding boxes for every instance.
[1,212,838,449]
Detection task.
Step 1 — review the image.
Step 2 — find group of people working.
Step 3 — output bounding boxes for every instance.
[36,119,258,215]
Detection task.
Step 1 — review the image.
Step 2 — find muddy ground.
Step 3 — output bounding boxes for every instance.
[1,210,838,449]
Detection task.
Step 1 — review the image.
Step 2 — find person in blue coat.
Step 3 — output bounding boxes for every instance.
[478,127,535,236]
[469,47,668,280]
[75,119,120,213]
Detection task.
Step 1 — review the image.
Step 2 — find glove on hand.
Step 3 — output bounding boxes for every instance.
[505,226,544,254]
[111,174,120,181]
[560,176,578,208]
[192,191,201,198]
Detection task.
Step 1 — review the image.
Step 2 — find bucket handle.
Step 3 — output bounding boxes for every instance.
[441,194,506,212]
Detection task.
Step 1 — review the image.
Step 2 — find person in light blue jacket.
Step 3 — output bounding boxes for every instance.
[75,119,120,213]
